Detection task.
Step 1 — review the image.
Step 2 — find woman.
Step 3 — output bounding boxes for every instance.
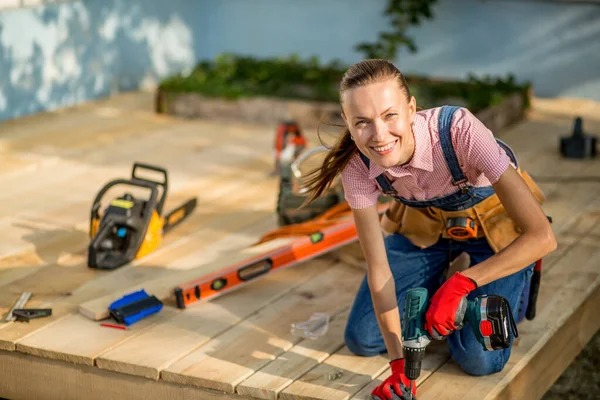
[303,59,556,400]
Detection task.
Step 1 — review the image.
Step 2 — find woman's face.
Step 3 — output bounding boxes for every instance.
[341,79,417,169]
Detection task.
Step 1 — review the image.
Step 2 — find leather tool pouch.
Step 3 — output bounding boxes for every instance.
[380,169,546,253]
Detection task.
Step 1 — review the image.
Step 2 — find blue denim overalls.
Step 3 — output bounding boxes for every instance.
[345,106,534,376]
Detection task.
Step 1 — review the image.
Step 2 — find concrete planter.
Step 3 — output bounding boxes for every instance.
[474,92,527,134]
[156,88,528,132]
[155,90,340,129]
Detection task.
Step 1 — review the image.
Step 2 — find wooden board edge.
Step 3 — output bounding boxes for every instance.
[486,281,600,400]
[0,350,253,400]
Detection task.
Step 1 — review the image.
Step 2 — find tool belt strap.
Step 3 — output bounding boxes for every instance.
[380,170,546,253]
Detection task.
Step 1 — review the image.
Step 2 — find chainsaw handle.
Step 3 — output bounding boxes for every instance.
[90,178,159,227]
[131,162,168,214]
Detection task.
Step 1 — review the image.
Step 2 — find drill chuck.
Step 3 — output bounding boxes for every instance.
[404,346,426,380]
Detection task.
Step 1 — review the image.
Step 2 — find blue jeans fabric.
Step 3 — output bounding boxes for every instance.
[344,234,534,376]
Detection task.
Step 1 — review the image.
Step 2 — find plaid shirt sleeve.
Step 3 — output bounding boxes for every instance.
[341,152,380,209]
[451,108,511,184]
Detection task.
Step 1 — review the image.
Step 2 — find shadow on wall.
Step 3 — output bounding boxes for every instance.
[0,0,209,121]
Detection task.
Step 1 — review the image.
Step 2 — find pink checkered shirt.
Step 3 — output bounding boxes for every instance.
[341,107,512,209]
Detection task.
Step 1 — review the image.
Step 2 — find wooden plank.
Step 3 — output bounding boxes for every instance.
[235,311,350,400]
[0,350,244,400]
[485,281,599,400]
[278,347,388,400]
[0,103,275,226]
[94,259,330,379]
[0,299,79,352]
[15,307,180,366]
[0,93,165,146]
[160,262,364,393]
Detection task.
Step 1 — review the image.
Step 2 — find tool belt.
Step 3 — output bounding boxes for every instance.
[380,170,546,253]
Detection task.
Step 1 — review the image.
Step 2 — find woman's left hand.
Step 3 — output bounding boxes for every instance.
[425,271,478,338]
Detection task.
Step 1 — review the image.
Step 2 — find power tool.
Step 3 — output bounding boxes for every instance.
[560,117,597,159]
[400,287,519,399]
[88,162,197,270]
[276,145,345,226]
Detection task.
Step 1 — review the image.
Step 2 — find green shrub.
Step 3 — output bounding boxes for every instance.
[159,53,346,102]
[159,54,530,113]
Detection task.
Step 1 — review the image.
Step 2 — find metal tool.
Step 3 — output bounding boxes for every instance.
[12,308,52,322]
[5,292,32,322]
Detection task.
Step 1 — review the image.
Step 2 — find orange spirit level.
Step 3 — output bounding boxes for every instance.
[174,202,388,309]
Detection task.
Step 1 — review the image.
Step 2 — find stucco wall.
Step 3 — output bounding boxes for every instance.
[1,0,599,121]
[0,0,210,121]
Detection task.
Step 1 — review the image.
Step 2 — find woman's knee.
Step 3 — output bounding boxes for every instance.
[458,350,508,376]
[449,331,510,376]
[344,323,383,357]
[455,349,508,376]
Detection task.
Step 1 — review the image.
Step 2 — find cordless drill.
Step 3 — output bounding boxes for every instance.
[400,288,519,399]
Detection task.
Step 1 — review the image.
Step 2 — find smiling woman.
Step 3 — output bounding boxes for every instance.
[302,59,556,400]
[341,78,416,169]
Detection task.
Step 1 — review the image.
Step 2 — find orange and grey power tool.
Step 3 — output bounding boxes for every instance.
[88,162,197,270]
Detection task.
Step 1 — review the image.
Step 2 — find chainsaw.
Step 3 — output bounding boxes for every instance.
[277,144,345,226]
[88,162,197,270]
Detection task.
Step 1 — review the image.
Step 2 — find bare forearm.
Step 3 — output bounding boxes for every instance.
[466,166,557,286]
[463,229,556,286]
[368,267,403,360]
[352,206,405,360]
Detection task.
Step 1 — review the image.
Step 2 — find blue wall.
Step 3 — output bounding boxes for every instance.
[1,0,600,121]
[0,0,211,121]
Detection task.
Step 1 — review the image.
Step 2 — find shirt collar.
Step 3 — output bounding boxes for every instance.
[367,125,434,179]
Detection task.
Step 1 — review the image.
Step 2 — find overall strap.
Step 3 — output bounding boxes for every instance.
[438,105,469,190]
[358,151,399,196]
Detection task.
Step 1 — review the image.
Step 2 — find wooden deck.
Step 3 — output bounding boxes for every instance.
[0,92,599,400]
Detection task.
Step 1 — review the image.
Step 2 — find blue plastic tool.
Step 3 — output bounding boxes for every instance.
[108,289,163,326]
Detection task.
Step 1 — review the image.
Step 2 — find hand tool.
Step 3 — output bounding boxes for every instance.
[12,308,52,322]
[88,162,197,270]
[108,289,163,326]
[5,292,32,322]
[174,201,389,309]
[526,259,542,320]
[445,217,478,240]
[401,287,519,399]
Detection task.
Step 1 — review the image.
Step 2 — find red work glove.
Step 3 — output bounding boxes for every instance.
[371,358,416,400]
[425,271,478,338]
